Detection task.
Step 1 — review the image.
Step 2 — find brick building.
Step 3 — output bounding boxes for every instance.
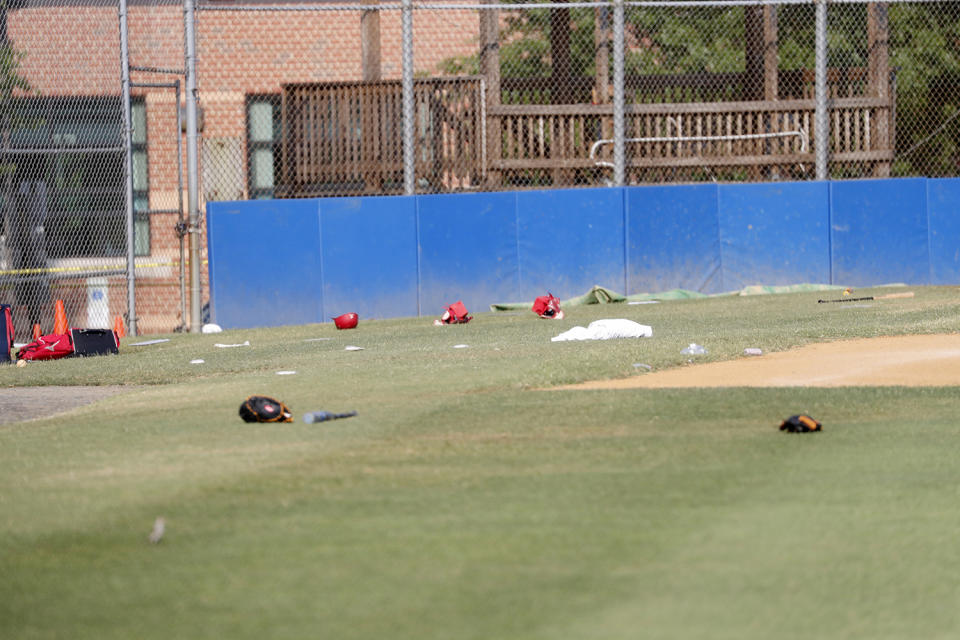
[2,0,478,335]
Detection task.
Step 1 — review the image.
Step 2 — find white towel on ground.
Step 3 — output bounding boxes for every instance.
[552,319,653,342]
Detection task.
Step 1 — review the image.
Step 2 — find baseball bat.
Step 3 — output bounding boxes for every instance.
[817,291,914,304]
[303,410,358,424]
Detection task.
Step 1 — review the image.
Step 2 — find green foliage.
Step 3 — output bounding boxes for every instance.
[434,2,960,178]
[438,53,478,76]
[0,40,37,180]
[625,7,745,74]
[501,7,598,78]
[0,43,30,99]
[888,3,960,176]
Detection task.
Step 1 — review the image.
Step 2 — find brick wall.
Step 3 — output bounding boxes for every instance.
[7,3,479,333]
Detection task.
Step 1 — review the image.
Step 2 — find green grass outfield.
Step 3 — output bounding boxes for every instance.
[2,285,959,639]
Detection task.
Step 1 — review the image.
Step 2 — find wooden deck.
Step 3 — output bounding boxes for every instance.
[490,96,893,185]
[276,73,894,196]
[279,77,484,197]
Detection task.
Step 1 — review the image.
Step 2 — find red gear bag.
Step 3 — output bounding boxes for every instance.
[16,333,75,361]
[440,301,472,324]
[532,293,564,319]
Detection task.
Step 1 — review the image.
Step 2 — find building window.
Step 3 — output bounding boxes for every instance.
[131,99,150,256]
[246,94,281,199]
[2,95,149,258]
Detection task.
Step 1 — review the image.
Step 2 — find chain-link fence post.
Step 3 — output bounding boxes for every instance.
[119,0,137,336]
[613,0,625,186]
[402,0,415,195]
[184,0,202,333]
[815,0,829,180]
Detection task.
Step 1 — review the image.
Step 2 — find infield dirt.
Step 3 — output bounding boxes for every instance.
[5,335,959,423]
[559,333,960,389]
[0,386,132,424]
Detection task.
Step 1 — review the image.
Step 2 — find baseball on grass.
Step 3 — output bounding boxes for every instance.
[16,359,26,368]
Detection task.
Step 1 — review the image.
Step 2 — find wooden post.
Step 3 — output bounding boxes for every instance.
[745,6,778,101]
[593,3,611,180]
[868,2,890,176]
[480,1,501,186]
[362,1,381,82]
[594,4,610,105]
[361,7,381,193]
[551,1,572,105]
[550,1,572,184]
[745,6,763,101]
[745,5,779,179]
[764,6,778,101]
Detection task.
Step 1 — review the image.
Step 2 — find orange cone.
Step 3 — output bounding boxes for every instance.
[113,315,126,339]
[53,300,68,335]
[32,324,41,340]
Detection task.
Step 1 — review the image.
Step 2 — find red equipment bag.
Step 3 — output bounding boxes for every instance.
[532,293,564,319]
[439,300,472,324]
[16,333,75,361]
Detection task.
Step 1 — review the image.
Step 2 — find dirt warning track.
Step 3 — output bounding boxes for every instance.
[560,334,960,389]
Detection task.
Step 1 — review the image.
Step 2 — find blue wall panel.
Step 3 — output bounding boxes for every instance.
[926,178,960,284]
[625,184,722,294]
[516,188,625,299]
[830,178,930,286]
[417,191,519,315]
[206,177,960,329]
[206,199,322,329]
[319,196,419,320]
[718,182,831,289]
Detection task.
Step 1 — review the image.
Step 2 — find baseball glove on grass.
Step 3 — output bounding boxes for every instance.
[239,395,293,423]
[779,414,822,433]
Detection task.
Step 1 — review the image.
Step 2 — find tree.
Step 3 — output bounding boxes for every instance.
[440,1,960,177]
[888,2,960,176]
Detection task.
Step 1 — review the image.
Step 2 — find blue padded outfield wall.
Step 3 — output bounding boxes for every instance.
[206,177,960,329]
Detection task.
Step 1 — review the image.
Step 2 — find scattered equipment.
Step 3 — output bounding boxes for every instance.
[303,410,358,424]
[17,333,75,361]
[436,301,472,325]
[818,291,914,303]
[779,414,822,433]
[71,328,119,356]
[238,395,293,423]
[333,312,359,330]
[532,293,564,319]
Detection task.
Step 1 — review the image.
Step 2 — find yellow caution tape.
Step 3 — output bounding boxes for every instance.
[0,259,207,276]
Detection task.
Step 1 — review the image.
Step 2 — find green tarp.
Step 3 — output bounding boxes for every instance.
[489,283,848,312]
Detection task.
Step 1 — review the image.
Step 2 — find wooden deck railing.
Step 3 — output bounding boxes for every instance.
[276,74,894,196]
[487,96,893,185]
[279,77,484,197]
[500,68,873,105]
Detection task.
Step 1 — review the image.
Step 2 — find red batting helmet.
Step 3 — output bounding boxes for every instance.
[333,312,359,329]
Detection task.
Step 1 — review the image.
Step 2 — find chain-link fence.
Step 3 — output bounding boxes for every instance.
[3,0,960,336]
[1,1,131,342]
[191,0,960,195]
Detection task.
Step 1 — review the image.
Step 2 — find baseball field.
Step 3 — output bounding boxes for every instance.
[2,284,959,639]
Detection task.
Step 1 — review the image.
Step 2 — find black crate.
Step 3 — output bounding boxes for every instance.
[70,328,118,357]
